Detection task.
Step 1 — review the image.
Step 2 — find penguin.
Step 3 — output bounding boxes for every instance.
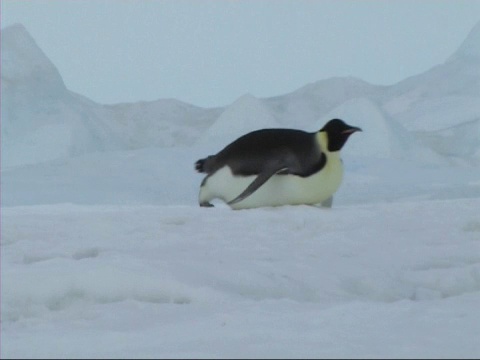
[195,118,361,210]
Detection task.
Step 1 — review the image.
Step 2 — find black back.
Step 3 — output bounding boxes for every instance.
[196,119,361,177]
[205,128,324,177]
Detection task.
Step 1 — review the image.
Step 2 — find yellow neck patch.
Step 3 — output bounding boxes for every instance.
[315,131,330,153]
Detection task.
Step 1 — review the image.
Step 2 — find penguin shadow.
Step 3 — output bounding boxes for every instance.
[463,220,480,233]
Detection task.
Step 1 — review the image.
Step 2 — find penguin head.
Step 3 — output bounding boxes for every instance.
[320,118,362,152]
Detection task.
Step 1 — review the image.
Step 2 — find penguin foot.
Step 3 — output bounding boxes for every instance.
[200,201,214,208]
[320,196,333,208]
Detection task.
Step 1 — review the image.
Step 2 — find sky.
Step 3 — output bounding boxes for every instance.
[2,0,480,108]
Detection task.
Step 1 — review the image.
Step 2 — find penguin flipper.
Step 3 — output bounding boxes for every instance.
[228,165,287,206]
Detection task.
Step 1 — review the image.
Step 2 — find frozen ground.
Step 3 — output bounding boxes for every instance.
[2,21,480,359]
[2,149,480,358]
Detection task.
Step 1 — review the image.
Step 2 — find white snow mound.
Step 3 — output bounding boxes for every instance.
[316,97,441,162]
[197,93,279,149]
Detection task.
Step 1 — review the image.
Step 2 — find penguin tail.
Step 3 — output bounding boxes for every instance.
[195,156,213,174]
[195,158,206,173]
[195,155,217,173]
[195,155,216,173]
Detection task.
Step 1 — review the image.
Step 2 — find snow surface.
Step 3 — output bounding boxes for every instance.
[2,22,480,358]
[3,145,480,358]
[3,196,480,358]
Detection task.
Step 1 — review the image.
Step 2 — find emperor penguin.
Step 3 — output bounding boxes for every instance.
[195,118,361,210]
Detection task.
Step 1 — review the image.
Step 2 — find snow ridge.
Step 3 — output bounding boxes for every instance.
[2,22,480,167]
[448,20,480,62]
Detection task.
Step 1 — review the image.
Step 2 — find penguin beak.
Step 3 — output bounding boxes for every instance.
[342,126,362,134]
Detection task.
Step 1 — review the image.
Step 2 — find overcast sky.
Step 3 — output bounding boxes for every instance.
[2,0,480,108]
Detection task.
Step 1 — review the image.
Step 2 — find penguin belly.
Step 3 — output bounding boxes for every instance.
[199,154,344,210]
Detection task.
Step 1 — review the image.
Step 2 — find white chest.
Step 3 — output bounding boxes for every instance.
[202,152,344,209]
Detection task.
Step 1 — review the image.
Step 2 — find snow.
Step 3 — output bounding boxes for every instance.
[3,22,480,166]
[196,93,279,150]
[3,198,480,358]
[266,76,383,129]
[1,24,64,87]
[2,22,480,358]
[315,97,441,162]
[448,20,480,62]
[2,146,480,358]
